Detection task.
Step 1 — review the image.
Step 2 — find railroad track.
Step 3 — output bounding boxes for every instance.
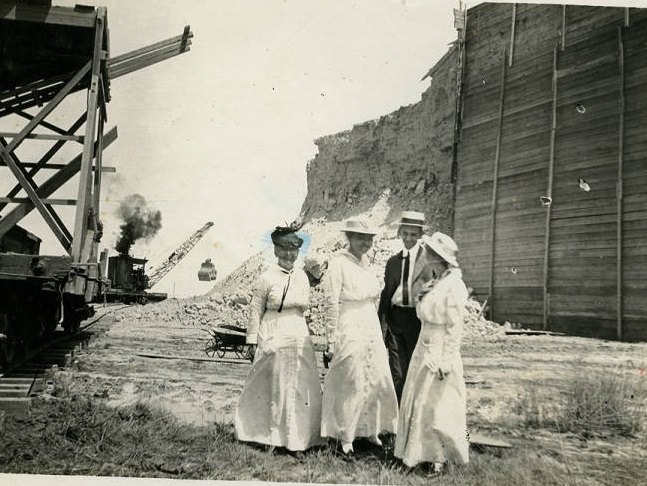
[0,303,131,416]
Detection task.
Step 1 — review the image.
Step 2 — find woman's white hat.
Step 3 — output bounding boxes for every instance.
[340,217,379,235]
[422,231,459,267]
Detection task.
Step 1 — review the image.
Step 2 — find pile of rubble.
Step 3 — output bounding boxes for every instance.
[117,215,503,340]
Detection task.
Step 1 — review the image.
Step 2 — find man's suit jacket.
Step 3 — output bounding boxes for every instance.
[378,246,435,336]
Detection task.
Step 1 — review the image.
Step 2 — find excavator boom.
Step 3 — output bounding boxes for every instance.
[146,221,214,288]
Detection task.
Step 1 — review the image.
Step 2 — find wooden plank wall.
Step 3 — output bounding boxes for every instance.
[454,3,647,340]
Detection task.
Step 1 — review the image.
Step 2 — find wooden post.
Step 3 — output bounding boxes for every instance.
[71,8,105,261]
[451,3,468,233]
[509,4,517,67]
[488,47,508,320]
[543,47,558,331]
[625,8,630,27]
[561,6,566,51]
[617,27,625,340]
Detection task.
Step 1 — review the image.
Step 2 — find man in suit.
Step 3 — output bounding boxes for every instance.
[378,211,428,403]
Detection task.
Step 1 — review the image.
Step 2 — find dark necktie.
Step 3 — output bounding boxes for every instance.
[402,252,410,306]
[278,271,291,313]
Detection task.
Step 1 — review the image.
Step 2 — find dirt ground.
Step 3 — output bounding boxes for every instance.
[48,301,647,482]
[1,298,646,485]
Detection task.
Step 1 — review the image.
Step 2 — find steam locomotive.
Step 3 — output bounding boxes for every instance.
[104,254,167,304]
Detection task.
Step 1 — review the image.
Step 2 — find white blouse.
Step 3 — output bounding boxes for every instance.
[246,265,310,344]
[323,250,381,346]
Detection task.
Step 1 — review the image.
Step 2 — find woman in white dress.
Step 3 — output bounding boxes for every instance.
[321,218,398,454]
[234,225,323,452]
[394,232,470,471]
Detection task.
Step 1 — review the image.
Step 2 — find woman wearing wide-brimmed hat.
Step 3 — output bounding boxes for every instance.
[234,224,323,452]
[320,218,398,454]
[394,231,470,472]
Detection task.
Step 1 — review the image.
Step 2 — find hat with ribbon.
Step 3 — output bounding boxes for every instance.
[398,210,426,228]
[421,231,459,267]
[340,217,379,235]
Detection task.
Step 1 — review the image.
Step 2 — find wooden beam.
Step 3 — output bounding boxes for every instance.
[0,198,76,205]
[617,27,625,341]
[0,127,117,240]
[0,141,71,250]
[109,29,194,65]
[561,5,566,52]
[0,132,83,142]
[543,47,558,331]
[488,47,508,321]
[89,114,106,263]
[450,4,468,232]
[0,1,96,27]
[0,114,87,213]
[71,8,105,261]
[14,110,83,139]
[0,162,115,172]
[109,42,192,79]
[0,136,72,244]
[509,4,517,67]
[3,61,91,155]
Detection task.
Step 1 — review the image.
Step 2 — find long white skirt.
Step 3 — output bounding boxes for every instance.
[234,309,323,451]
[321,300,398,443]
[394,325,469,466]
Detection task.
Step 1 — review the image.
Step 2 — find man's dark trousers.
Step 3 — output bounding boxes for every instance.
[384,306,421,403]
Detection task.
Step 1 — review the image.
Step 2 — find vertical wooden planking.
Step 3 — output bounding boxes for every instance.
[488,47,508,320]
[543,47,558,331]
[617,26,625,340]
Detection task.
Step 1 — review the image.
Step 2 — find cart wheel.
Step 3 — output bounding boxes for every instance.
[245,345,255,362]
[204,338,218,358]
[215,339,226,358]
[234,345,245,359]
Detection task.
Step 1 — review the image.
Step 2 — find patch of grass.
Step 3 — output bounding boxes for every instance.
[519,372,646,438]
[0,386,641,485]
[559,373,645,437]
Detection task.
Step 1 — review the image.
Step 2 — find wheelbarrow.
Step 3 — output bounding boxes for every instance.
[203,324,254,361]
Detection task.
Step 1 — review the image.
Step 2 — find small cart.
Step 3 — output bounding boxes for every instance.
[204,324,254,361]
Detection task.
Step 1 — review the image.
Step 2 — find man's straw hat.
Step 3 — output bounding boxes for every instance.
[398,210,426,228]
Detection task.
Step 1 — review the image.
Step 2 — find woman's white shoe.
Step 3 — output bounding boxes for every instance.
[367,435,383,447]
[341,441,354,454]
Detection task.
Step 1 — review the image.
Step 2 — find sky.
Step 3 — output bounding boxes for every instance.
[1,0,646,298]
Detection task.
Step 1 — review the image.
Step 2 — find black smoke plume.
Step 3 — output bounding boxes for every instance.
[115,194,162,255]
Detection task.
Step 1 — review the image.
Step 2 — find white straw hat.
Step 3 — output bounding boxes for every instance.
[422,231,459,267]
[398,210,426,228]
[340,217,379,235]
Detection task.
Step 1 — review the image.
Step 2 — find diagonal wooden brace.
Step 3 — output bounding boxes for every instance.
[0,126,118,242]
[0,142,72,251]
[4,61,91,155]
[0,114,87,213]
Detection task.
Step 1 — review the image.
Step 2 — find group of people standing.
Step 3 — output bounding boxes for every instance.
[234,211,470,473]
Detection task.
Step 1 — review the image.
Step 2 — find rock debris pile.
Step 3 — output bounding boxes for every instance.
[117,220,502,340]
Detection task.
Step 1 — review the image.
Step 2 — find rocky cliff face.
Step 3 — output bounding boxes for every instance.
[300,47,458,233]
